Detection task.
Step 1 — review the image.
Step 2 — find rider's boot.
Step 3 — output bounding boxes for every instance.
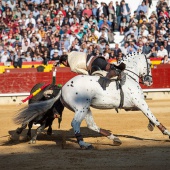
[106,63,126,79]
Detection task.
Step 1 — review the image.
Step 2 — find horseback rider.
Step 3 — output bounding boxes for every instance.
[58,51,126,79]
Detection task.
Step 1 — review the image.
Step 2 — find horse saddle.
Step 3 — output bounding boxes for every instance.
[93,70,126,90]
[98,77,112,90]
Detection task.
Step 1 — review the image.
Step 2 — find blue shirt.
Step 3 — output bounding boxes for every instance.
[136,5,147,14]
[31,0,44,4]
[92,8,97,17]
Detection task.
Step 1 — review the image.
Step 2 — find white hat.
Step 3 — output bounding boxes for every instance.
[133,26,137,29]
[2,36,8,40]
[18,20,22,23]
[58,11,63,15]
[54,49,59,53]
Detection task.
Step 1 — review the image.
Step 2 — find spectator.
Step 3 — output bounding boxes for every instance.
[127,40,139,53]
[97,2,108,19]
[108,1,115,31]
[121,42,129,55]
[115,1,122,30]
[120,0,131,23]
[136,1,148,15]
[120,17,129,35]
[162,55,170,64]
[0,48,10,63]
[109,49,116,59]
[143,41,152,54]
[157,45,168,58]
[114,43,121,57]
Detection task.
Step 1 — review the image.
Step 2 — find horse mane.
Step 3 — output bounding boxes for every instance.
[119,52,144,64]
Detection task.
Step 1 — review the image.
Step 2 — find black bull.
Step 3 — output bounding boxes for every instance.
[14,83,64,144]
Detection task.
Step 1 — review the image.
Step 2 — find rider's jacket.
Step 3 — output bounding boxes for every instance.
[67,51,88,75]
[67,51,106,75]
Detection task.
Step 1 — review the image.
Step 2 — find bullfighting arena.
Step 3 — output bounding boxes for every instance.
[0,99,170,170]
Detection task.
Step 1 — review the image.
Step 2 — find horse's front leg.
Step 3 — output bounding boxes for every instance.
[135,99,170,138]
[85,109,122,146]
[71,110,93,149]
[29,123,46,144]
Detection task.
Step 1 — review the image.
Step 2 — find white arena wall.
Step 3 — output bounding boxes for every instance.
[0,89,170,105]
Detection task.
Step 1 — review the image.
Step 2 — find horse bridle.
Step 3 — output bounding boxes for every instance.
[124,54,152,85]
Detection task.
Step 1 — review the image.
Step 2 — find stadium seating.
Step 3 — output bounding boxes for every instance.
[0,58,163,74]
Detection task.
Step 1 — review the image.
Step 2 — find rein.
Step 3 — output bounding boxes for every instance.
[124,69,144,84]
[123,54,151,85]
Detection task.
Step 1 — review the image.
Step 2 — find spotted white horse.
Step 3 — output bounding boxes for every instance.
[16,52,170,149]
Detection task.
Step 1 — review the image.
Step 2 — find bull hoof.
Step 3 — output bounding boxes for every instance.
[28,139,36,144]
[113,137,122,146]
[47,131,52,136]
[16,128,22,134]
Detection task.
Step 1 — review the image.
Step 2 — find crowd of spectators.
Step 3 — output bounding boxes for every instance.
[0,0,170,68]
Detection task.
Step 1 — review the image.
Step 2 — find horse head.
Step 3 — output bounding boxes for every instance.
[122,52,153,86]
[139,53,153,86]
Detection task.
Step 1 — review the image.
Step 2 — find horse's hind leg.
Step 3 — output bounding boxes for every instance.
[135,99,170,138]
[71,110,94,149]
[85,109,122,146]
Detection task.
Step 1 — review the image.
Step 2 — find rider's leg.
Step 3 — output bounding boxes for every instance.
[85,109,122,145]
[106,63,126,79]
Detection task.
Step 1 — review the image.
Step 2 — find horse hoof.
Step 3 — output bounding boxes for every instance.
[86,145,94,150]
[113,137,122,146]
[80,145,94,150]
[147,123,155,131]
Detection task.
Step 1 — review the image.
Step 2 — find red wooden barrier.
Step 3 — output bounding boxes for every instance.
[0,66,170,94]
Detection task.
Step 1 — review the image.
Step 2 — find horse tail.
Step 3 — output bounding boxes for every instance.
[13,90,62,125]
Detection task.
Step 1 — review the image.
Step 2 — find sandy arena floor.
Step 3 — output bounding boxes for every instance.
[0,100,170,170]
